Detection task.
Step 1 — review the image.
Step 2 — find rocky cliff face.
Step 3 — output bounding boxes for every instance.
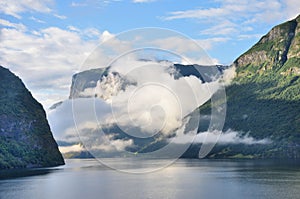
[69,64,227,99]
[208,15,300,159]
[69,67,109,99]
[234,14,300,77]
[0,66,64,169]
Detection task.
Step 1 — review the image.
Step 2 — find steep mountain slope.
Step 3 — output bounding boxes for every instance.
[0,66,64,169]
[206,15,300,159]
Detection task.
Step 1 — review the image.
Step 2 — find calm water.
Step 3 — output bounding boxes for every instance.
[0,159,300,199]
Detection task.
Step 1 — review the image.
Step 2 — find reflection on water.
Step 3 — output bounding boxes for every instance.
[0,168,57,180]
[0,159,299,199]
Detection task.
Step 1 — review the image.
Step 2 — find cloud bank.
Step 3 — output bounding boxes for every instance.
[49,58,222,152]
[173,129,271,145]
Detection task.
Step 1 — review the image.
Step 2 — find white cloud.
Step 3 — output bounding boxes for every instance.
[221,65,236,85]
[70,0,123,8]
[0,19,26,31]
[100,30,115,42]
[284,0,300,19]
[164,0,291,22]
[90,136,134,152]
[48,98,111,141]
[71,1,88,7]
[29,16,46,24]
[0,0,69,20]
[200,20,238,36]
[59,143,83,153]
[67,25,111,39]
[76,59,222,137]
[237,34,262,40]
[132,0,156,3]
[58,137,133,154]
[83,28,103,38]
[0,0,53,18]
[0,23,114,108]
[149,36,227,64]
[53,14,67,19]
[67,25,81,32]
[163,0,300,39]
[80,27,222,70]
[164,7,228,21]
[151,36,205,53]
[197,37,229,51]
[173,129,271,145]
[48,98,134,153]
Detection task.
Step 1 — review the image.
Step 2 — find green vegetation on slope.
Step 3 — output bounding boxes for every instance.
[0,66,64,169]
[201,15,300,159]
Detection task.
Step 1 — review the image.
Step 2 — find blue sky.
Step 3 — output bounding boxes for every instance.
[0,0,299,108]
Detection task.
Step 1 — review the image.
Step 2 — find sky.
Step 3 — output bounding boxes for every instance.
[0,0,300,108]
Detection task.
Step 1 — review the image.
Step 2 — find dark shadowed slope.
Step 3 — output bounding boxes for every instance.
[0,66,64,169]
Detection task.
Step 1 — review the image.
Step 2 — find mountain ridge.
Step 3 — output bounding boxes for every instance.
[205,14,300,159]
[234,14,300,78]
[0,66,65,169]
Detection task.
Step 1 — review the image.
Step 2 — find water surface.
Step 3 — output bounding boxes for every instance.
[0,159,299,199]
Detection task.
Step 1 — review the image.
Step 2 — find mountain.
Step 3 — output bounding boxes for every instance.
[58,63,227,158]
[68,64,227,99]
[234,15,300,79]
[0,66,64,169]
[69,68,110,99]
[56,15,300,159]
[202,14,300,159]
